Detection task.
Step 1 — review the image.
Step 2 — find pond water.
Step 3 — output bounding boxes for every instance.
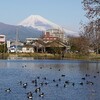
[0,58,100,100]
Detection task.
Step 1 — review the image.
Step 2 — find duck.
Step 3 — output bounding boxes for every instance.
[45,82,48,85]
[5,88,11,93]
[65,81,69,84]
[19,81,22,85]
[85,74,90,77]
[81,77,85,80]
[40,82,44,86]
[56,84,59,87]
[27,92,33,99]
[37,76,40,79]
[79,82,83,85]
[40,67,42,69]
[61,74,65,77]
[32,80,35,84]
[53,79,56,82]
[43,77,47,80]
[23,83,28,89]
[86,81,94,85]
[58,78,61,81]
[35,87,41,93]
[97,71,99,73]
[39,92,44,97]
[72,83,75,86]
[34,80,37,87]
[64,84,66,88]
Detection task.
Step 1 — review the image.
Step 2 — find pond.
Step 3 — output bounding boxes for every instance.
[0,58,100,100]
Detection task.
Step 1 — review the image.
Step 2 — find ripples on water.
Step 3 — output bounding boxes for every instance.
[0,59,100,100]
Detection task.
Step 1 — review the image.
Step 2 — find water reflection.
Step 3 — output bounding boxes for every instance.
[0,59,100,100]
[79,62,100,74]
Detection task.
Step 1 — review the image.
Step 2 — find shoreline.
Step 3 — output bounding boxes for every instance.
[0,53,100,61]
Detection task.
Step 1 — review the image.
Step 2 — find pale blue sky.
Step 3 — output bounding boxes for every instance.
[0,0,87,31]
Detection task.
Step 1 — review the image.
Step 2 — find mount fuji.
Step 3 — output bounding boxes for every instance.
[0,15,78,41]
[19,15,78,36]
[19,15,61,31]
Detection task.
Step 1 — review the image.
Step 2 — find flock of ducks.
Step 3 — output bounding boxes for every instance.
[4,65,100,100]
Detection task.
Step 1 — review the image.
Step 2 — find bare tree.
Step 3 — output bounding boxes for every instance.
[82,0,100,53]
[68,36,89,55]
[82,0,100,19]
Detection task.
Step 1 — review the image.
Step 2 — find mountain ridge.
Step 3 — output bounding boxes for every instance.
[0,15,78,40]
[0,22,42,41]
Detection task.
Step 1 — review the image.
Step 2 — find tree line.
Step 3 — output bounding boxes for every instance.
[68,0,100,55]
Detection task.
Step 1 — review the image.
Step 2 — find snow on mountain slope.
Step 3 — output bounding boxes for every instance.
[19,15,78,36]
[19,15,61,31]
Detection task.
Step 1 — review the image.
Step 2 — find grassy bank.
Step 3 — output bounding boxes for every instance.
[8,53,59,59]
[64,53,100,60]
[0,53,9,59]
[6,52,100,60]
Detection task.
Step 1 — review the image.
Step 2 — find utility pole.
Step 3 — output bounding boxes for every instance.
[16,28,18,56]
[7,41,10,53]
[3,35,6,59]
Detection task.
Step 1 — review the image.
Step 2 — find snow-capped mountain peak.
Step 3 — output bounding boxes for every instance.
[19,15,61,31]
[19,15,78,36]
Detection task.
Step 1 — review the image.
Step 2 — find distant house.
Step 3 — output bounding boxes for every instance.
[9,45,23,53]
[46,40,67,48]
[45,39,69,53]
[0,35,5,44]
[32,39,46,53]
[9,41,24,53]
[31,39,70,53]
[10,41,24,47]
[22,45,34,53]
[26,38,38,44]
[43,29,64,42]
